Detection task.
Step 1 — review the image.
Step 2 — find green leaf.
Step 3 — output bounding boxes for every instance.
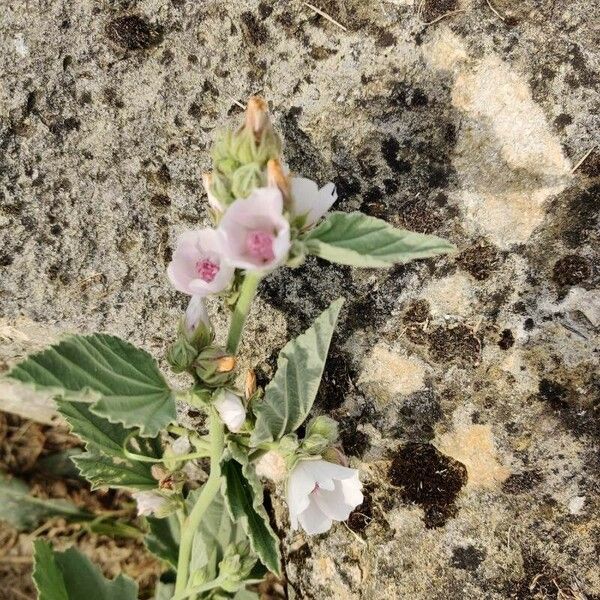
[34,449,83,480]
[33,540,138,600]
[58,400,160,490]
[222,458,281,576]
[32,540,69,600]
[72,451,156,490]
[251,299,343,446]
[0,472,90,531]
[7,333,176,437]
[187,486,247,580]
[57,400,134,458]
[145,514,180,568]
[305,211,455,267]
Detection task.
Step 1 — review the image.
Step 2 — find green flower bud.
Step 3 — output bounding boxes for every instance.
[306,415,339,442]
[194,345,236,387]
[211,171,233,207]
[302,416,339,455]
[190,566,209,587]
[301,433,330,455]
[230,163,263,200]
[166,337,198,373]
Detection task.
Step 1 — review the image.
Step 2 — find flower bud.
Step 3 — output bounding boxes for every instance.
[183,296,213,350]
[302,416,338,457]
[194,346,236,387]
[244,369,257,400]
[321,446,349,467]
[132,490,178,518]
[213,390,246,432]
[306,415,339,443]
[267,159,290,204]
[166,336,198,374]
[245,96,269,139]
[230,162,263,200]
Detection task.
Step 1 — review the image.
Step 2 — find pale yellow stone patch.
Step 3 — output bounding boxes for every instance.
[436,410,510,488]
[359,345,427,402]
[421,27,469,71]
[452,56,570,178]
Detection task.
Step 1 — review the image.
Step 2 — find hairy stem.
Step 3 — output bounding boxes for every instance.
[174,409,224,594]
[226,272,262,354]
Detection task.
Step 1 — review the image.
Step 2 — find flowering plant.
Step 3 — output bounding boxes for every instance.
[6,98,453,599]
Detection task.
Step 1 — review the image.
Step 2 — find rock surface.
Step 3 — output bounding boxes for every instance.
[1,0,598,598]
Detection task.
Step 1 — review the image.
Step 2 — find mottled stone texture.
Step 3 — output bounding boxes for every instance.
[1,0,599,598]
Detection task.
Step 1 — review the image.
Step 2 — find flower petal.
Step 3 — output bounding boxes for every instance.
[291,177,337,226]
[298,499,333,535]
[214,391,246,432]
[287,462,316,520]
[312,480,356,521]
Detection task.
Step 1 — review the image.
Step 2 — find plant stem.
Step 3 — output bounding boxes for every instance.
[226,272,262,354]
[174,409,224,595]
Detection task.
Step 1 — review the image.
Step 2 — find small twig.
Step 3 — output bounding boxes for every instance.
[571,145,596,174]
[228,96,245,109]
[485,0,505,21]
[422,8,466,26]
[343,521,367,545]
[303,2,348,32]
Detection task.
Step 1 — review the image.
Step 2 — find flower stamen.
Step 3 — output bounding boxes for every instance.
[196,258,219,282]
[246,230,275,263]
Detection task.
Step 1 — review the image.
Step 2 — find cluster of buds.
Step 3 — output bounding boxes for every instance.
[166,295,236,388]
[167,96,338,302]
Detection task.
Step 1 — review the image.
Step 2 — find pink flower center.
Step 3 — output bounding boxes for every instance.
[196,257,219,282]
[245,229,275,263]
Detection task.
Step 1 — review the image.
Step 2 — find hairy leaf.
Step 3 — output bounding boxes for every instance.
[251,299,343,446]
[145,514,180,569]
[305,211,455,267]
[58,400,160,490]
[222,458,281,576]
[0,472,90,531]
[72,451,156,490]
[187,486,247,580]
[7,334,176,437]
[33,540,138,600]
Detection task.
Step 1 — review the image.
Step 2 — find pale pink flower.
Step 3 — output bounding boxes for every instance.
[290,177,337,227]
[184,296,210,333]
[287,459,363,535]
[218,187,290,271]
[214,390,246,432]
[167,229,234,296]
[132,491,168,517]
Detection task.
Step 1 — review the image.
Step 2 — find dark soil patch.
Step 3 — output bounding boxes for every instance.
[388,443,467,528]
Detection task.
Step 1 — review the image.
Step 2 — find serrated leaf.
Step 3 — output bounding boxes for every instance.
[0,472,90,531]
[305,211,455,267]
[58,400,160,491]
[145,514,180,568]
[222,458,281,576]
[57,400,133,458]
[33,540,138,600]
[7,333,176,437]
[72,451,156,490]
[251,299,343,446]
